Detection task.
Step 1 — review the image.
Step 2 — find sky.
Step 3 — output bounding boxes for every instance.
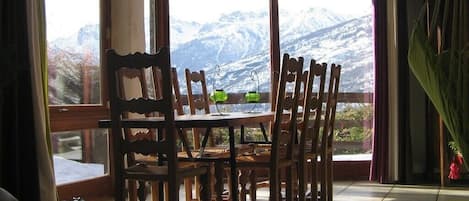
[170,0,372,23]
[45,0,372,40]
[45,0,99,40]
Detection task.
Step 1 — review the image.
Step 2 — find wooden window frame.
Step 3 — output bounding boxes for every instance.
[154,0,372,181]
[51,0,375,199]
[48,0,112,199]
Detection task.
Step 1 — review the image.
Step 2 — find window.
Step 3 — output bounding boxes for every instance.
[45,0,111,198]
[165,0,374,160]
[168,0,271,113]
[44,1,375,196]
[278,0,374,160]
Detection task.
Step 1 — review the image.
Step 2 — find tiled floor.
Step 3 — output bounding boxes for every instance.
[89,181,469,201]
[242,181,469,201]
[320,181,468,201]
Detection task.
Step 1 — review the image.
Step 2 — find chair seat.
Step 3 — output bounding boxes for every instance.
[240,144,302,158]
[133,154,203,168]
[124,162,208,180]
[236,151,293,168]
[178,144,256,159]
[178,148,231,159]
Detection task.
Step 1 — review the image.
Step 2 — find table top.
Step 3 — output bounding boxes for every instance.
[98,111,274,129]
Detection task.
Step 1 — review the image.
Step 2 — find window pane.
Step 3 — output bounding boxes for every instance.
[278,0,374,158]
[51,129,109,185]
[169,0,271,112]
[46,0,101,105]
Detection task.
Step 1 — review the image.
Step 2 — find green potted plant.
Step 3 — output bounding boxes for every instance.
[408,0,469,169]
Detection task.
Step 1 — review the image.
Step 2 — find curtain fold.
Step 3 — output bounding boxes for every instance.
[27,0,58,200]
[370,0,390,183]
[1,0,57,200]
[0,0,41,199]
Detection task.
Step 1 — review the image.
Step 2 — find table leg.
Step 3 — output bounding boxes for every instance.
[228,126,239,201]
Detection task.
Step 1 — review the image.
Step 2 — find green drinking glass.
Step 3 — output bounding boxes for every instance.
[245,91,261,103]
[210,89,228,103]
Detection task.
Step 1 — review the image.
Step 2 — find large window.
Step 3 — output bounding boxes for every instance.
[168,0,271,113]
[44,1,375,198]
[278,0,374,159]
[166,0,374,159]
[45,0,111,198]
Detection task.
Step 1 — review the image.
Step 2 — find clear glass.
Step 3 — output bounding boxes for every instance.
[51,129,109,185]
[45,0,101,105]
[278,0,374,158]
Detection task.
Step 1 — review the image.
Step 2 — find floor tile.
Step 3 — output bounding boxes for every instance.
[334,181,392,201]
[438,187,469,201]
[383,185,439,201]
[333,180,353,194]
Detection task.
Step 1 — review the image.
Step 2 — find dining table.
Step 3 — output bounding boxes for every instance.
[99,111,274,201]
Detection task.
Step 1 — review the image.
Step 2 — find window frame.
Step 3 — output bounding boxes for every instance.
[47,0,112,198]
[49,0,375,198]
[158,0,372,179]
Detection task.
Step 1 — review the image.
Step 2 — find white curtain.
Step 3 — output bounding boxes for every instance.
[26,0,58,200]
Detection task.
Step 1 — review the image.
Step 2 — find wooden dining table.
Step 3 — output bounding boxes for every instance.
[99,111,274,201]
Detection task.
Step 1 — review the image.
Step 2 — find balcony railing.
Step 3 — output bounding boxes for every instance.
[179,92,374,156]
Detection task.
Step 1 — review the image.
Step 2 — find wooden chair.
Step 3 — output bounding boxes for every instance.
[172,67,198,201]
[237,53,303,201]
[120,65,194,201]
[171,67,185,116]
[114,53,156,201]
[319,63,341,201]
[183,68,239,201]
[104,47,211,201]
[297,60,327,201]
[184,69,216,149]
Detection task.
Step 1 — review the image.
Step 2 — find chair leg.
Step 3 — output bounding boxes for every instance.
[167,180,179,201]
[128,180,138,201]
[194,176,201,200]
[298,160,306,201]
[184,178,193,201]
[115,176,125,201]
[326,154,333,201]
[319,159,326,201]
[137,180,147,201]
[286,166,294,201]
[239,169,249,201]
[164,182,170,201]
[270,170,280,201]
[310,159,318,201]
[150,182,159,201]
[249,170,257,201]
[226,169,232,199]
[210,163,216,198]
[214,162,224,201]
[199,171,212,201]
[158,181,165,201]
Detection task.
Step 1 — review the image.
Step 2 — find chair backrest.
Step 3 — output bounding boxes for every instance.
[184,69,215,148]
[106,47,178,172]
[298,70,310,109]
[271,53,303,165]
[171,67,185,115]
[151,67,185,116]
[268,53,302,201]
[185,69,211,115]
[322,63,341,151]
[299,60,327,156]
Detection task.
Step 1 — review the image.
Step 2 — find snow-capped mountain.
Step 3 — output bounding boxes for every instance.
[171,8,349,72]
[47,8,373,104]
[196,15,373,94]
